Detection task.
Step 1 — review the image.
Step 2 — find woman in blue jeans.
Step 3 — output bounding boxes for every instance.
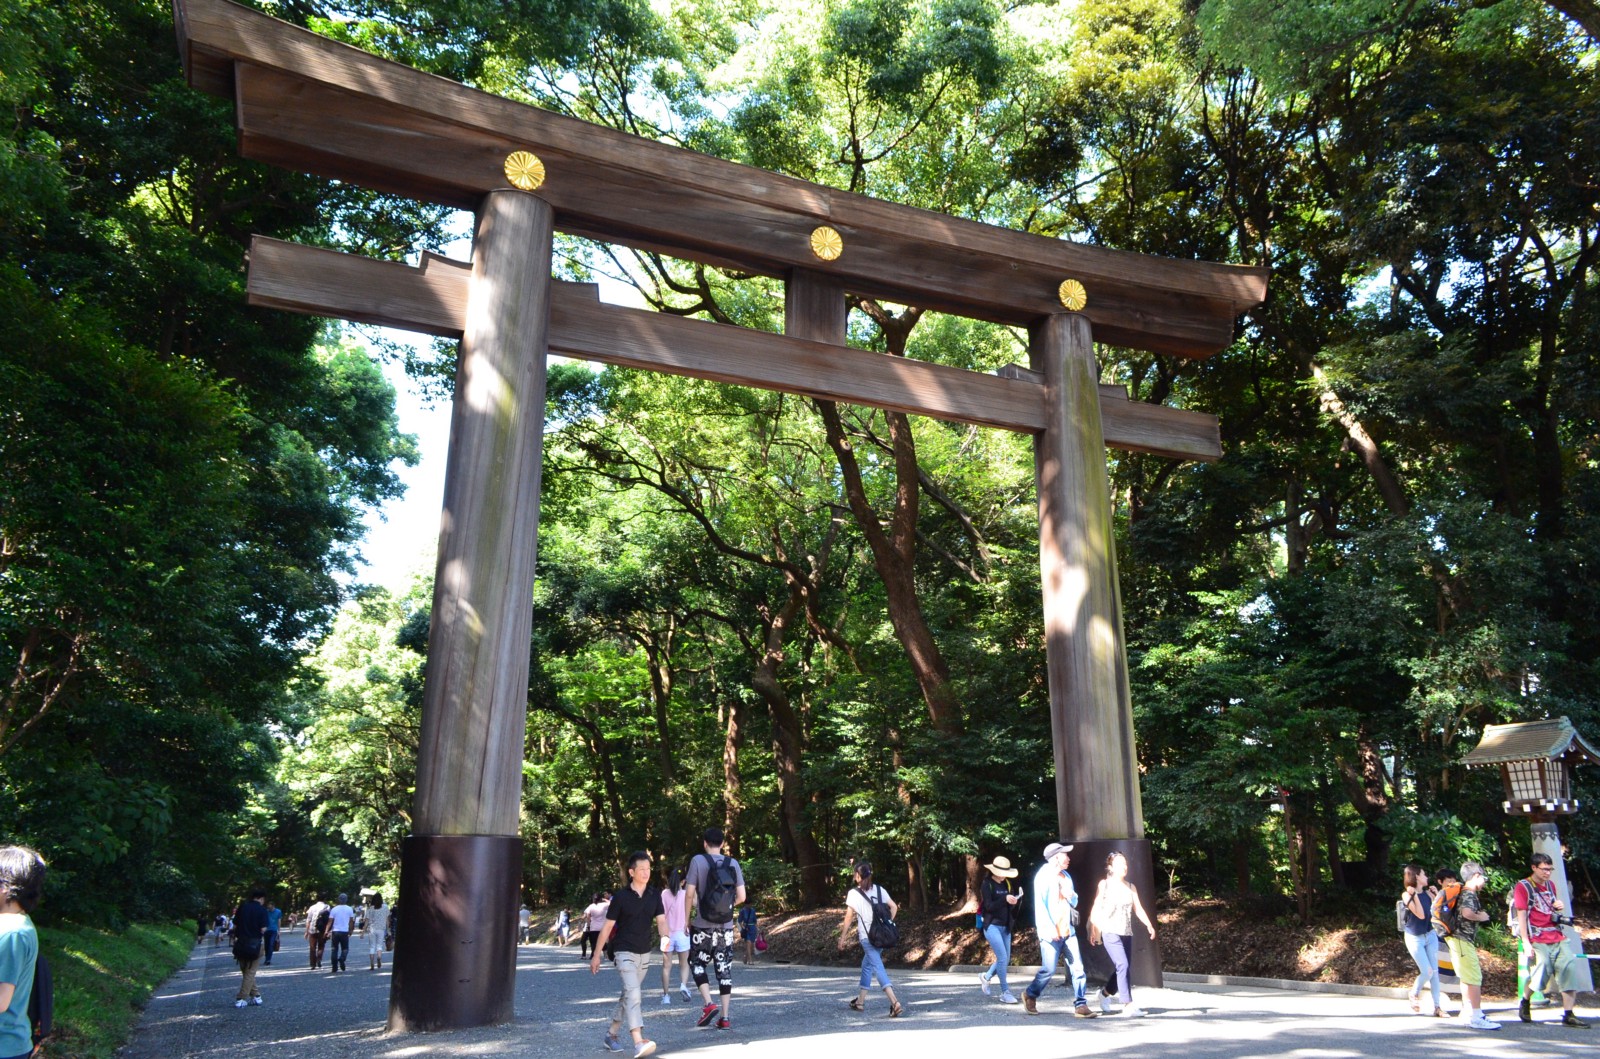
[837,861,903,1018]
[1399,864,1445,1017]
[977,856,1022,1003]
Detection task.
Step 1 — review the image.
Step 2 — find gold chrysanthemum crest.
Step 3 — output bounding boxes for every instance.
[1057,278,1088,312]
[503,151,546,191]
[810,225,844,261]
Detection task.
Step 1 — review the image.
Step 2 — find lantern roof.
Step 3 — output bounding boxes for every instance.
[1462,717,1600,770]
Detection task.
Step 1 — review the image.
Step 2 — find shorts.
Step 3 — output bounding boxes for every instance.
[1445,937,1482,986]
[663,930,691,953]
[1529,939,1586,994]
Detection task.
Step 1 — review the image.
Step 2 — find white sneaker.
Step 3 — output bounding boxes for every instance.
[1469,1014,1501,1030]
[999,992,1019,1004]
[250,996,263,1006]
[680,985,692,1002]
[1122,1005,1145,1018]
[234,999,247,1009]
[660,994,672,1005]
[1100,993,1113,1014]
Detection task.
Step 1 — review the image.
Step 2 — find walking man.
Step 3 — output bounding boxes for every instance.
[326,893,355,973]
[304,896,329,970]
[684,827,745,1031]
[590,851,666,1058]
[1446,862,1500,1030]
[1024,841,1096,1018]
[261,900,281,966]
[230,889,269,1008]
[1514,852,1590,1028]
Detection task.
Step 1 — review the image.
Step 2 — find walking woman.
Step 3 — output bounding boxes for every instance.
[658,866,691,1004]
[365,892,390,971]
[590,852,665,1058]
[837,861,903,1018]
[1399,865,1445,1016]
[976,855,1022,1004]
[580,892,609,960]
[1087,851,1156,1017]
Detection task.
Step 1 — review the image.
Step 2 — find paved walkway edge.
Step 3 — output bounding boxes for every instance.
[939,963,1409,999]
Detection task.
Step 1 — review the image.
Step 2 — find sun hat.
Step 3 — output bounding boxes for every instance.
[984,856,1019,879]
[1042,842,1074,860]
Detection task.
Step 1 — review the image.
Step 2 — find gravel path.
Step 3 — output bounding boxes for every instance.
[118,931,1590,1058]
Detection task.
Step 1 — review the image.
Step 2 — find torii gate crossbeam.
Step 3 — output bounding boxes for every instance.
[173,0,1267,1031]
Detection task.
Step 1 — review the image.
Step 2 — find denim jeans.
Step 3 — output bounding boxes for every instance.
[982,924,1012,994]
[1027,934,1086,1003]
[1103,933,1132,1003]
[329,931,350,970]
[1404,929,1441,1007]
[859,940,893,989]
[262,929,278,965]
[612,950,653,1032]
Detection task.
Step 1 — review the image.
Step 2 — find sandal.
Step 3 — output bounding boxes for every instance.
[848,998,864,1011]
[1409,994,1419,1013]
[889,1001,903,1018]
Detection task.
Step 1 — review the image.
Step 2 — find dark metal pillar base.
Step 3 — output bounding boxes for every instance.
[388,834,521,1032]
[1065,837,1164,990]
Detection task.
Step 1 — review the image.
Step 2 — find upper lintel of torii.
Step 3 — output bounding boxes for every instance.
[173,0,1267,360]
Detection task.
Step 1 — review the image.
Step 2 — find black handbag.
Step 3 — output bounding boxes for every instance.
[231,936,262,962]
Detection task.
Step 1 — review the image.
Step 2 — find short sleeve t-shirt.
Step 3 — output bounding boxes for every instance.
[685,852,746,929]
[584,901,610,931]
[265,907,283,933]
[845,885,888,944]
[0,912,38,1059]
[606,885,663,955]
[1513,878,1565,944]
[661,888,688,937]
[1454,889,1482,943]
[328,904,355,932]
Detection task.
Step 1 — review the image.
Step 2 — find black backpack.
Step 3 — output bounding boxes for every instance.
[28,955,51,1052]
[863,886,899,950]
[698,854,739,924]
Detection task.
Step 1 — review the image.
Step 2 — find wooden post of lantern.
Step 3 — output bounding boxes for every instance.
[1462,717,1600,995]
[388,183,554,1031]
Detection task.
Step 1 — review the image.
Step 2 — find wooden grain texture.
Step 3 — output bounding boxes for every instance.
[411,191,552,836]
[179,0,1266,357]
[245,239,1221,460]
[1032,313,1145,842]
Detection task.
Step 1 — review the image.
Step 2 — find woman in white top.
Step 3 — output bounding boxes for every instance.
[836,860,903,1018]
[1087,852,1156,1017]
[364,893,390,970]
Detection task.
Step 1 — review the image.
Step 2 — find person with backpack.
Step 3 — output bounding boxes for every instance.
[0,845,46,1059]
[1396,864,1445,1017]
[976,855,1022,1004]
[1024,842,1096,1019]
[1513,852,1589,1028]
[737,902,759,965]
[837,860,903,1018]
[1442,861,1500,1031]
[304,897,330,970]
[683,827,745,1031]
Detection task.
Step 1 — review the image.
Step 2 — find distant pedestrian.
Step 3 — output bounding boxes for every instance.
[659,867,691,1004]
[261,901,281,967]
[1024,842,1095,1018]
[738,902,759,964]
[326,893,355,974]
[304,897,330,969]
[556,908,572,946]
[1513,852,1589,1028]
[229,889,269,1008]
[1087,851,1155,1017]
[518,903,532,945]
[1445,862,1499,1031]
[685,827,745,1030]
[364,893,390,971]
[1397,864,1444,1017]
[977,854,1022,1004]
[0,845,46,1059]
[581,893,610,959]
[590,851,665,1059]
[837,860,903,1018]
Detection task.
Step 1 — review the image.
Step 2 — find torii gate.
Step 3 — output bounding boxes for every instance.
[175,0,1266,1030]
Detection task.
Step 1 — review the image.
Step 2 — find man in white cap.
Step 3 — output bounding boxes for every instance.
[1024,842,1095,1018]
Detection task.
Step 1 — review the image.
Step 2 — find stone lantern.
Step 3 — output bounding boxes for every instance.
[1462,716,1599,992]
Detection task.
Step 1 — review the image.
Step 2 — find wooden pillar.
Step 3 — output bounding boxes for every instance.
[1031,312,1161,987]
[389,189,553,1031]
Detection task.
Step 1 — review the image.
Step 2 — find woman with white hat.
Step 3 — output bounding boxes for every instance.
[977,855,1023,1003]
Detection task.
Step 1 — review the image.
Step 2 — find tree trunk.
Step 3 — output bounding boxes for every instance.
[722,695,745,853]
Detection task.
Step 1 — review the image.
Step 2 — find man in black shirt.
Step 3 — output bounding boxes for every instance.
[229,889,269,1008]
[590,852,667,1058]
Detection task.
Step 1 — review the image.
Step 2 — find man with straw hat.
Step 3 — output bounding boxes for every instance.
[977,855,1023,1003]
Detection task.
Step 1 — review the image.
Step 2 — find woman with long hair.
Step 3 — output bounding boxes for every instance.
[658,865,692,1004]
[837,860,903,1018]
[976,855,1022,1004]
[1399,864,1445,1016]
[1087,851,1156,1017]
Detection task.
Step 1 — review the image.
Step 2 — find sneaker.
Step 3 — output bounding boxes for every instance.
[1562,1012,1590,1028]
[660,994,672,1006]
[716,1018,730,1030]
[680,985,692,1002]
[602,1033,624,1052]
[1074,1004,1098,1018]
[696,1003,719,1027]
[1122,1005,1145,1018]
[633,1041,657,1059]
[979,971,992,997]
[999,992,1019,1005]
[234,999,247,1009]
[1521,996,1532,1023]
[1022,993,1038,1015]
[1100,993,1114,1014]
[250,996,263,1006]
[1468,1015,1501,1031]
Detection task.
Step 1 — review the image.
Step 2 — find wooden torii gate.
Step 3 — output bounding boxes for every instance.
[175,0,1266,1030]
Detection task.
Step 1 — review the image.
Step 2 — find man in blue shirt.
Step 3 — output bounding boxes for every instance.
[1024,842,1096,1018]
[0,845,46,1059]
